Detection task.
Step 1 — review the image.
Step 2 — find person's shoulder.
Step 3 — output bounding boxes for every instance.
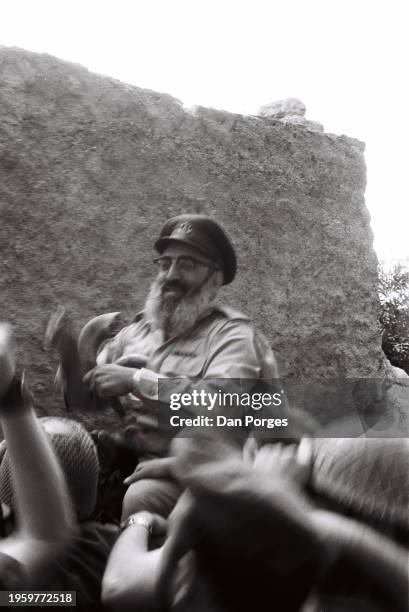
[208,307,278,375]
[203,305,258,343]
[211,304,251,322]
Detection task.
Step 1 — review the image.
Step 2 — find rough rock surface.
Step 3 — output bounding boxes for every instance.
[258,98,324,133]
[0,47,389,422]
[280,116,324,133]
[258,97,306,119]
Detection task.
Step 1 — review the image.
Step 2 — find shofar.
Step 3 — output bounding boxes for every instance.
[45,307,125,416]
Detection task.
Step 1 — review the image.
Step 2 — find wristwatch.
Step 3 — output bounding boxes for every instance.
[120,513,153,535]
[132,369,142,391]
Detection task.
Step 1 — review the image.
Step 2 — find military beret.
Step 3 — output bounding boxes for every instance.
[154,214,237,285]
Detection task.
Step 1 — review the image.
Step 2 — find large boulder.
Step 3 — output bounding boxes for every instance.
[258,97,307,119]
[258,98,323,132]
[0,47,389,422]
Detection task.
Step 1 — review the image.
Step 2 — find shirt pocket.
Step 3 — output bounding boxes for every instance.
[160,349,206,378]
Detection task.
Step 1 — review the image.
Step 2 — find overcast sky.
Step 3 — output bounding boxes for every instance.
[1,0,408,264]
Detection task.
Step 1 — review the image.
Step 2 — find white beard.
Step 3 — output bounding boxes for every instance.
[144,273,217,337]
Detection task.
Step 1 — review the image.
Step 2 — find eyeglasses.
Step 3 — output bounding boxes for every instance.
[153,256,220,273]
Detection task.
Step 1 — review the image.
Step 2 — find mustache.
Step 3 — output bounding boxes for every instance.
[160,280,188,294]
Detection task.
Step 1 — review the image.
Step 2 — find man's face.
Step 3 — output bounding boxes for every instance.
[156,243,218,300]
[145,243,222,335]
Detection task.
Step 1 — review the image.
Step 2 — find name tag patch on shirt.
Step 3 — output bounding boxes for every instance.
[171,350,198,358]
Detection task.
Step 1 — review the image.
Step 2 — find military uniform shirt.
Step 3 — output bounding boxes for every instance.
[97,305,279,457]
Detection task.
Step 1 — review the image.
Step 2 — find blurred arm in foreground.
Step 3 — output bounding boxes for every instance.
[158,434,408,612]
[102,431,408,610]
[0,323,76,587]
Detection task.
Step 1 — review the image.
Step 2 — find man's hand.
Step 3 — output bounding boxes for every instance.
[0,323,16,402]
[124,457,175,486]
[83,364,137,397]
[115,353,149,369]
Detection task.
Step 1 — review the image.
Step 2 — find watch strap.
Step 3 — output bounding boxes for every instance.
[120,513,153,534]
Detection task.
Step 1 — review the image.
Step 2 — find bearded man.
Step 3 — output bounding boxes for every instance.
[83,214,280,521]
